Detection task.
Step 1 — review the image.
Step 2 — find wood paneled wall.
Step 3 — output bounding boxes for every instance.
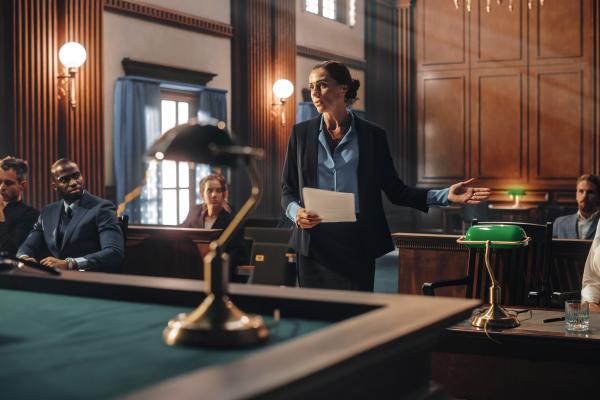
[61,0,104,199]
[6,0,104,210]
[11,0,59,209]
[231,0,295,218]
[414,0,596,191]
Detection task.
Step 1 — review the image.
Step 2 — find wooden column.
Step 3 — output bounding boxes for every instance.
[60,0,104,198]
[231,0,295,219]
[11,0,60,209]
[8,0,103,210]
[595,0,600,174]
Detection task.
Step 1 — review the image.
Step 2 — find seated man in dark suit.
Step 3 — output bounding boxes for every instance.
[17,159,123,271]
[554,174,600,239]
[0,157,39,256]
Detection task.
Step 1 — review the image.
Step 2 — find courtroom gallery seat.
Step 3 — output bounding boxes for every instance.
[422,219,553,307]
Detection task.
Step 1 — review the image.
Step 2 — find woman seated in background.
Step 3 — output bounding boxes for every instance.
[181,174,246,282]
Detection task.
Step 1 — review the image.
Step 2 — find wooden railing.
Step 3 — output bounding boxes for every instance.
[392,233,591,297]
[123,225,220,279]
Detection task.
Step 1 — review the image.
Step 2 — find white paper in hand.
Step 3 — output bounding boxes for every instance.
[302,188,356,223]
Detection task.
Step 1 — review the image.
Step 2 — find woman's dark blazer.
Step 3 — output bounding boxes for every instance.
[281,115,429,259]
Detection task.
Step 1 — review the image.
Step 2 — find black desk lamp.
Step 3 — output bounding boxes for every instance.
[146,121,268,346]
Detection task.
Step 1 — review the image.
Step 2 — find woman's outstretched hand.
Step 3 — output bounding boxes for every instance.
[448,178,491,205]
[296,208,322,229]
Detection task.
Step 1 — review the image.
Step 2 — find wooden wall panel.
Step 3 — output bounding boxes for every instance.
[472,70,525,181]
[414,0,595,199]
[531,0,589,63]
[62,0,104,198]
[415,0,468,70]
[12,0,59,210]
[529,65,592,184]
[9,0,103,210]
[417,72,467,183]
[471,0,525,67]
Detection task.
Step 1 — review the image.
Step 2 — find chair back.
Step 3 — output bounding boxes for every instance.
[248,243,296,286]
[466,219,552,306]
[118,215,129,243]
[549,239,591,293]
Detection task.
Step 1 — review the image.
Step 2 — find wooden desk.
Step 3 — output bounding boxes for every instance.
[433,309,600,399]
[124,225,221,279]
[0,271,479,399]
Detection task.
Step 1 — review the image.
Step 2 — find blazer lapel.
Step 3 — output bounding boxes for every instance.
[48,202,63,255]
[354,117,370,214]
[303,117,321,190]
[60,193,91,251]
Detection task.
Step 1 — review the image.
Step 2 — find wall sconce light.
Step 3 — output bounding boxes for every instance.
[57,42,87,108]
[272,79,294,127]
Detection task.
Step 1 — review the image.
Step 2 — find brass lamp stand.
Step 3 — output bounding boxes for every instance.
[163,146,269,346]
[456,236,530,329]
[163,149,269,347]
[146,122,269,347]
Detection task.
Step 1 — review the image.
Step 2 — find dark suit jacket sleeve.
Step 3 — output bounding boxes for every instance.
[375,128,428,212]
[82,201,124,271]
[16,213,49,259]
[4,207,39,256]
[281,126,301,214]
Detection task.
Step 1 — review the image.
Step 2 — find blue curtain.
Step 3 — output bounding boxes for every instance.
[296,102,319,123]
[198,89,227,122]
[113,78,161,223]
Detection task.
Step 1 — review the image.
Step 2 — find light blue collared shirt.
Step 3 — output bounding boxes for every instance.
[285,113,450,223]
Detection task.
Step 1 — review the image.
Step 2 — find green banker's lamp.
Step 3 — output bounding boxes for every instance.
[457,225,530,329]
[147,121,268,347]
[507,187,526,208]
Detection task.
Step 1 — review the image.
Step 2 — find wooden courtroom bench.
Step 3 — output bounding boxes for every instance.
[392,233,592,299]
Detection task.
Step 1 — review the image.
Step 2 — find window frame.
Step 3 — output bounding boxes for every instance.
[156,89,198,225]
[304,0,355,26]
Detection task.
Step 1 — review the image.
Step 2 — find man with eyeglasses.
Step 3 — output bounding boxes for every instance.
[17,159,124,271]
[0,156,39,257]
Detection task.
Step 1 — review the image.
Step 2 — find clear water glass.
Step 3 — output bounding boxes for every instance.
[565,300,590,332]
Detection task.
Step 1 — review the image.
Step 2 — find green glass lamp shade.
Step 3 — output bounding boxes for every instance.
[146,122,237,166]
[507,188,526,197]
[462,225,527,249]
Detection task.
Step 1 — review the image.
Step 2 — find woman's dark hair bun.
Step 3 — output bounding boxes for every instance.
[345,79,360,103]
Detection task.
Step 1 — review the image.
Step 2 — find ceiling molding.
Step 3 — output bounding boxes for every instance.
[104,0,233,38]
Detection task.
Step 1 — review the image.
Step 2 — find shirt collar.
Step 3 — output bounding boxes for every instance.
[578,210,599,222]
[63,199,80,213]
[318,111,356,144]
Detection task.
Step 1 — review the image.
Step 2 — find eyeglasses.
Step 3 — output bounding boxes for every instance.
[56,171,81,184]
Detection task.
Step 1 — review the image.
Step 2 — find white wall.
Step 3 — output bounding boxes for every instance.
[296,0,364,60]
[103,0,230,186]
[295,0,365,109]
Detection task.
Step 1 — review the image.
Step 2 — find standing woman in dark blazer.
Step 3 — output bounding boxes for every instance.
[281,60,491,291]
[182,174,244,281]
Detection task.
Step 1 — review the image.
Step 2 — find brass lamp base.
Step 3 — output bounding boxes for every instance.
[163,293,269,347]
[471,303,520,329]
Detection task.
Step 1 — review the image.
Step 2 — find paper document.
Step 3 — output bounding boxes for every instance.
[302,188,356,223]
